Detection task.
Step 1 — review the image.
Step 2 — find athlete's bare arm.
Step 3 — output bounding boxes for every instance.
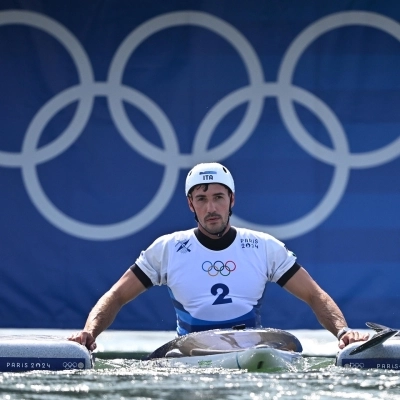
[68,269,146,350]
[283,267,369,348]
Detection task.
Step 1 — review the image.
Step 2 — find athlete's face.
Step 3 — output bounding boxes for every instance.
[188,183,235,238]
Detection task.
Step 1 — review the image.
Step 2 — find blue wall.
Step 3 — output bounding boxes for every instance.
[0,0,399,330]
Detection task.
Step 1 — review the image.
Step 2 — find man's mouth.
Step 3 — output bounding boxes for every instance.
[206,215,220,222]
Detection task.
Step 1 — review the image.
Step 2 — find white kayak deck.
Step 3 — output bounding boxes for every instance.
[0,328,373,359]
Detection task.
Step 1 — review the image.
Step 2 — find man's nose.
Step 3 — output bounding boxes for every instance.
[206,199,217,212]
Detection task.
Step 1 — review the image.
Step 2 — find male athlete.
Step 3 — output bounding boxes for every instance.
[69,162,369,350]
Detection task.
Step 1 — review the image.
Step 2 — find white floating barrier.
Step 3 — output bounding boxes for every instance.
[336,338,400,370]
[0,335,93,372]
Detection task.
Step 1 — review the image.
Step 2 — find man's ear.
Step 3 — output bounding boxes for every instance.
[230,193,235,208]
[187,197,195,212]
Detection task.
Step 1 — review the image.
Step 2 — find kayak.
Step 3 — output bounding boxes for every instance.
[146,326,303,372]
[148,346,302,372]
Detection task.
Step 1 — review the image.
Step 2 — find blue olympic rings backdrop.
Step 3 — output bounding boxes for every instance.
[0,0,399,330]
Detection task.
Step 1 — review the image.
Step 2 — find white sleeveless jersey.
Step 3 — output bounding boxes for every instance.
[136,227,296,335]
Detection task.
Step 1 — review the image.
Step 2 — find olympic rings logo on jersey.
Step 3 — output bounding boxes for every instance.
[1,10,400,240]
[202,261,237,276]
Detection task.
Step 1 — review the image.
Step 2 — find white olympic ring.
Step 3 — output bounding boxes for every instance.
[0,10,400,240]
[62,361,78,369]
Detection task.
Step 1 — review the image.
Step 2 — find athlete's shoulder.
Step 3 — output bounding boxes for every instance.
[155,228,195,245]
[153,229,196,257]
[146,229,194,248]
[142,230,195,259]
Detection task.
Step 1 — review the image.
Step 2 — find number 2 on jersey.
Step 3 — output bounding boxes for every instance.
[211,283,232,305]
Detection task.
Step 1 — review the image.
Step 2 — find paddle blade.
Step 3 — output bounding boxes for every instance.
[366,322,400,336]
[366,322,389,332]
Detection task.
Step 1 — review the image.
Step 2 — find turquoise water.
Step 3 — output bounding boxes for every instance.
[1,357,400,399]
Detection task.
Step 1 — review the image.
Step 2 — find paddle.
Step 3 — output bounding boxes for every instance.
[366,321,400,336]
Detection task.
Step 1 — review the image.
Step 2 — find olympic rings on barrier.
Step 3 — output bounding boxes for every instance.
[202,261,237,276]
[1,10,400,240]
[63,362,77,369]
[62,361,85,369]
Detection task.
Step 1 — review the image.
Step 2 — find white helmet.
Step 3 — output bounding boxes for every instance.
[185,162,235,196]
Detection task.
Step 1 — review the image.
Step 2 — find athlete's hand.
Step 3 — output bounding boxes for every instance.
[68,330,97,351]
[338,330,369,349]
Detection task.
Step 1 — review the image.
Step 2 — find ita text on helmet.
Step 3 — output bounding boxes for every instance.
[185,162,235,196]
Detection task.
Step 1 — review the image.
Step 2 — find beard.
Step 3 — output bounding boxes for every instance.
[202,212,228,234]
